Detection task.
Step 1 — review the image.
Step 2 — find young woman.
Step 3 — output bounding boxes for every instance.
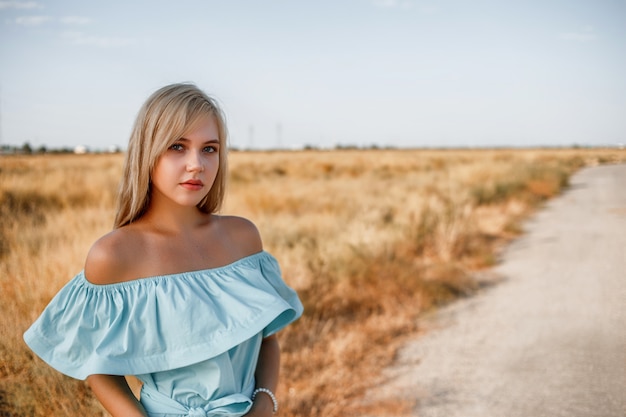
[24,83,303,417]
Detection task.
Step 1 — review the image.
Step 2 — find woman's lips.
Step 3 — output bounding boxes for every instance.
[180,179,204,190]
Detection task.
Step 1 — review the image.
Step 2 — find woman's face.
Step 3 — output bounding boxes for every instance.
[150,115,220,209]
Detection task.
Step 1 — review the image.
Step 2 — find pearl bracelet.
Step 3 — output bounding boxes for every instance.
[252,387,278,414]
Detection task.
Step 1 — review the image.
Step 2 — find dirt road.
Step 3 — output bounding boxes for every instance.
[372,164,626,417]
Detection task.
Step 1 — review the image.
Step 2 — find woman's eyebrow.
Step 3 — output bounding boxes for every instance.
[176,137,220,144]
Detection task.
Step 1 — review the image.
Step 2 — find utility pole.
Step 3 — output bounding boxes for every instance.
[248,124,254,150]
[276,122,282,150]
[0,84,3,149]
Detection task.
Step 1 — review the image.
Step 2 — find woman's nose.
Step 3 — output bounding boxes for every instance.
[186,151,204,172]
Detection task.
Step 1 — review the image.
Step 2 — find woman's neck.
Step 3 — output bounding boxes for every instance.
[139,199,213,235]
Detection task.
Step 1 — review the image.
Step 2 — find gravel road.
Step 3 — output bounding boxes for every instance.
[371,164,626,417]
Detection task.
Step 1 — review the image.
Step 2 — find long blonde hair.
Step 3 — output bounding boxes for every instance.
[114,83,228,228]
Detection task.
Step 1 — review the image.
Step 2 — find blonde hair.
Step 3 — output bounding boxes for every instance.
[114,83,228,228]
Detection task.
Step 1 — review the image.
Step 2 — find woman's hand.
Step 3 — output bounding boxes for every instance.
[244,394,275,417]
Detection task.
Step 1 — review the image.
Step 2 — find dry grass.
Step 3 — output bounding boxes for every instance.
[1,148,624,416]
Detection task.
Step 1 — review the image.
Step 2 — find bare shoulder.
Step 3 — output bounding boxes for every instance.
[215,215,263,256]
[84,228,141,284]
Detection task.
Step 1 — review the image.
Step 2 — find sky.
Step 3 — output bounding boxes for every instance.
[0,0,625,150]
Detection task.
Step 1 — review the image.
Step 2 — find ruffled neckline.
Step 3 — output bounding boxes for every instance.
[81,250,271,289]
[24,250,303,380]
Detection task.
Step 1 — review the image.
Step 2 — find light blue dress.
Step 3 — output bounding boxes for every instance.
[24,251,303,417]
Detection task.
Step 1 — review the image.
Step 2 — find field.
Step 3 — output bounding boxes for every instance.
[1,148,624,416]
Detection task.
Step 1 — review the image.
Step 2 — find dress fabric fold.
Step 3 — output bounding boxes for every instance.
[24,251,303,417]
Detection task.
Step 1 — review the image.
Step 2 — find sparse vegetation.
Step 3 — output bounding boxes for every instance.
[1,148,624,416]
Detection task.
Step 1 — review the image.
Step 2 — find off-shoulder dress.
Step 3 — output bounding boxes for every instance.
[24,251,303,417]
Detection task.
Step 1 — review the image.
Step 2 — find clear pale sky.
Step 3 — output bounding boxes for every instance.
[1,0,625,150]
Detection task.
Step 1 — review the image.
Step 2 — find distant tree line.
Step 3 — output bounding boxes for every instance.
[0,142,122,155]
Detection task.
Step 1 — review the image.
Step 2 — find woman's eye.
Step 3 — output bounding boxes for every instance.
[170,143,184,151]
[204,146,218,153]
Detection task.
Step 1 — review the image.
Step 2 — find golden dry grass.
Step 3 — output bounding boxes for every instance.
[1,148,624,416]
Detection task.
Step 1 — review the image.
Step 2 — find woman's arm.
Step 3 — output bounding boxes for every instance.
[246,335,281,416]
[86,374,148,417]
